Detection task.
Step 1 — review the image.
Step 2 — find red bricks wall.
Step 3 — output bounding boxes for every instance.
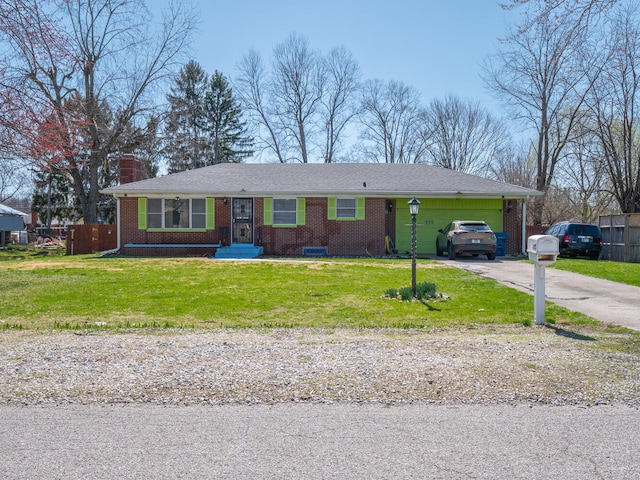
[258,197,387,256]
[119,196,518,257]
[120,197,226,256]
[119,154,142,184]
[502,199,522,254]
[119,196,387,257]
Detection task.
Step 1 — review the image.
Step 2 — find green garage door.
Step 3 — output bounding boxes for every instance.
[394,198,503,255]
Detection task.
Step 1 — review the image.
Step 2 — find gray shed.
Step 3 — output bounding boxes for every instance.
[0,203,28,246]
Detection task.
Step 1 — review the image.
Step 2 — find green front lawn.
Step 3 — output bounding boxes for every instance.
[0,254,593,330]
[551,258,640,287]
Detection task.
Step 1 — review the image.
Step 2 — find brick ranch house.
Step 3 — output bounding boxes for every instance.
[101,157,542,258]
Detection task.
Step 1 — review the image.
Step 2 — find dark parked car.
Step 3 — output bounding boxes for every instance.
[545,222,602,259]
[436,220,497,260]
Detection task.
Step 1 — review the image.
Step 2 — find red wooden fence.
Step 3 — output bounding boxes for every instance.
[66,224,117,255]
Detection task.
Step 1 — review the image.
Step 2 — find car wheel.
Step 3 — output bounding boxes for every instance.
[589,252,600,260]
[447,243,456,260]
[436,240,444,257]
[487,252,496,260]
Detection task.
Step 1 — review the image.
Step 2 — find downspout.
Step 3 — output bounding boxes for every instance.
[99,195,121,256]
[521,197,528,255]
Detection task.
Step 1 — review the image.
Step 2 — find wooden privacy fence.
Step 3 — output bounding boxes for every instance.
[599,213,640,263]
[66,224,117,255]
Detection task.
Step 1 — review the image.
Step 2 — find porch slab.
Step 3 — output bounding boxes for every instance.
[214,245,264,259]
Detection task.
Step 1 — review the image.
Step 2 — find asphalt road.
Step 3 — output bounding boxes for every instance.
[441,257,640,331]
[1,404,639,479]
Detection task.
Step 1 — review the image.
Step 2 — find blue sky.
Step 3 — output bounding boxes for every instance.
[155,1,518,117]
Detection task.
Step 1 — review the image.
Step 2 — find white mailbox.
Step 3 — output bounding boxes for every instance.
[527,234,560,325]
[527,234,559,265]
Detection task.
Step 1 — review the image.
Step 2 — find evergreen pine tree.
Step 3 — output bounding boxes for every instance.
[31,171,78,229]
[203,71,254,163]
[163,63,253,172]
[163,61,211,172]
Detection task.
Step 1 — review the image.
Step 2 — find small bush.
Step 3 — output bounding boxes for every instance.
[398,286,413,301]
[416,282,436,299]
[384,287,398,297]
[384,282,445,302]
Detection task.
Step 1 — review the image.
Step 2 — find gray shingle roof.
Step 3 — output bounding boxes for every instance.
[101,163,541,199]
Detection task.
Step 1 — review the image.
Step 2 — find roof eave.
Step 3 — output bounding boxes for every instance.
[101,189,542,199]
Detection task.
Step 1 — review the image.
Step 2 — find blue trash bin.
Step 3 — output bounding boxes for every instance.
[495,232,508,256]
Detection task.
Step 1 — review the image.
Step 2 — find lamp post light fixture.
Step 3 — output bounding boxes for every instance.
[408,197,420,297]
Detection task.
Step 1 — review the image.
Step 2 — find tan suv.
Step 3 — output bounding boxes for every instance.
[436,220,497,260]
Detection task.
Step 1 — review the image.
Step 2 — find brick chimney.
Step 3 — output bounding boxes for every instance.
[119,154,142,184]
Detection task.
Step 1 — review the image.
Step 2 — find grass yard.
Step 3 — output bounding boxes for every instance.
[0,250,594,330]
[550,257,640,287]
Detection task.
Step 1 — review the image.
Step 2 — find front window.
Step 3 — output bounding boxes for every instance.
[165,198,189,228]
[191,199,206,228]
[336,198,356,218]
[147,198,206,229]
[147,198,163,228]
[273,198,297,225]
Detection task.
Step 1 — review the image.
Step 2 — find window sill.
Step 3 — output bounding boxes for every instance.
[146,228,209,233]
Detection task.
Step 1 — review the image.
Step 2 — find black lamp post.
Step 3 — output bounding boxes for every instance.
[408,197,420,297]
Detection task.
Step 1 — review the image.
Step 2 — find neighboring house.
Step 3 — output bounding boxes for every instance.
[101,156,542,258]
[0,203,28,246]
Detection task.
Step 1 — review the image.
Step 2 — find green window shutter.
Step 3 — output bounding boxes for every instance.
[138,198,147,230]
[356,197,365,220]
[206,198,215,229]
[297,198,306,225]
[328,197,337,220]
[264,198,273,226]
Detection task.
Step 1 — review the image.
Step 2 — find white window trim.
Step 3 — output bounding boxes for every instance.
[336,197,357,219]
[272,197,298,225]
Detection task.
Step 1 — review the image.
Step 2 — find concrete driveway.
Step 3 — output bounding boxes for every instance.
[439,257,640,331]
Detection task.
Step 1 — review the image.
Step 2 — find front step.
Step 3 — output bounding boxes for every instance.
[214,245,264,259]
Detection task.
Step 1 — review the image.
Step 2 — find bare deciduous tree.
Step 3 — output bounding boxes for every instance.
[0,0,196,223]
[556,120,612,222]
[489,143,537,188]
[321,46,360,163]
[587,3,640,213]
[236,49,288,163]
[0,154,29,203]
[423,95,511,175]
[236,34,359,163]
[483,7,597,224]
[356,79,427,163]
[271,33,324,164]
[500,0,619,31]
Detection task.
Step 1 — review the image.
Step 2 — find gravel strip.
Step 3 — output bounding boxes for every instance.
[1,327,638,406]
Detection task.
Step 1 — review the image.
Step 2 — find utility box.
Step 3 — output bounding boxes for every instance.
[495,232,508,256]
[527,235,559,265]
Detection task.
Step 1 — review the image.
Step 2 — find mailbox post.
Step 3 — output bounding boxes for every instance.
[527,235,560,325]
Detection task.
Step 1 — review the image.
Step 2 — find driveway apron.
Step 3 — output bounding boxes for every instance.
[441,258,640,331]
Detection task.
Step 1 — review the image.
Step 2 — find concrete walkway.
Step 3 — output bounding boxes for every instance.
[439,257,640,331]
